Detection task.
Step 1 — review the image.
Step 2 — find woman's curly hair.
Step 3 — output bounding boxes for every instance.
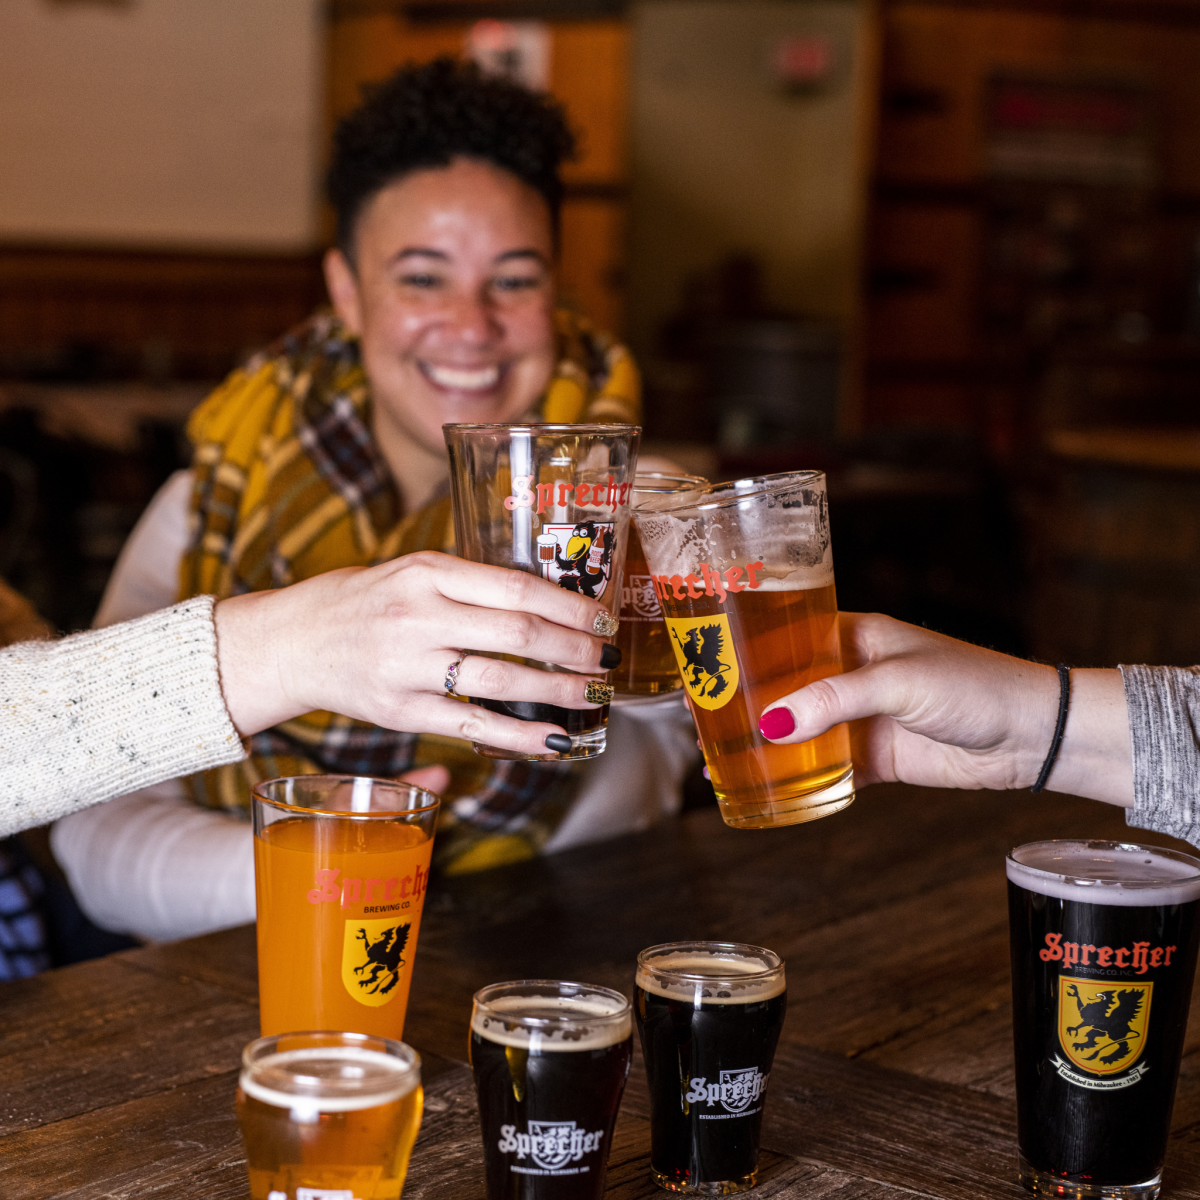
[328,57,577,256]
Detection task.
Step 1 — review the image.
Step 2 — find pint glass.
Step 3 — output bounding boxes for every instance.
[252,776,440,1041]
[633,471,853,828]
[635,941,786,1194]
[614,473,707,697]
[444,423,641,760]
[236,1031,423,1200]
[1008,840,1200,1198]
[469,979,633,1200]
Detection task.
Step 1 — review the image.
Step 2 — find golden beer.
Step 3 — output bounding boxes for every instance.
[657,578,851,826]
[252,778,439,1041]
[615,473,707,697]
[634,471,854,829]
[237,1032,423,1200]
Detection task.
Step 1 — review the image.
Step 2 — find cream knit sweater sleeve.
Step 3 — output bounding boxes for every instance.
[0,595,246,838]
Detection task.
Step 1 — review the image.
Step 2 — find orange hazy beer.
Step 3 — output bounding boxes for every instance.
[237,1032,423,1200]
[634,471,854,829]
[615,473,706,697]
[252,777,439,1040]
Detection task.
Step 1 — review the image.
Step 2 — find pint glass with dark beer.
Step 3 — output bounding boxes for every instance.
[635,941,786,1194]
[252,776,440,1041]
[1008,840,1200,1198]
[633,471,853,828]
[614,472,707,697]
[445,423,641,760]
[469,979,632,1200]
[236,1030,423,1200]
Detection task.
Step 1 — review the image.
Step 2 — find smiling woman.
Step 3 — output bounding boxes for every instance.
[47,60,693,945]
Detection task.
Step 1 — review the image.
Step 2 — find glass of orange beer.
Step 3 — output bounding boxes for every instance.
[236,1030,423,1200]
[613,472,707,699]
[633,471,853,829]
[252,776,440,1040]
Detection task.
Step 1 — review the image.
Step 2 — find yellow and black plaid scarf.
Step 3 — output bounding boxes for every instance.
[179,310,639,874]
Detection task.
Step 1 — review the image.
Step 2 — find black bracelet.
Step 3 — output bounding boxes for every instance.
[1030,663,1071,794]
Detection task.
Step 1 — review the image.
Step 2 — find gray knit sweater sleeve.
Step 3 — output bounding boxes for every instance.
[0,596,246,838]
[1120,664,1200,847]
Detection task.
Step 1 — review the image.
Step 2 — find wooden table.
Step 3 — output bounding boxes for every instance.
[6,782,1200,1199]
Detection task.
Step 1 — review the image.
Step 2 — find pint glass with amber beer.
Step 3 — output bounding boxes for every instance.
[614,473,707,697]
[1008,840,1200,1199]
[237,1030,423,1200]
[444,423,641,761]
[252,776,440,1040]
[633,471,853,829]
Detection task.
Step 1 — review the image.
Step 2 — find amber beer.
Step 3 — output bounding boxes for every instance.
[634,471,853,829]
[615,473,707,697]
[1008,840,1200,1198]
[252,777,439,1040]
[236,1031,423,1200]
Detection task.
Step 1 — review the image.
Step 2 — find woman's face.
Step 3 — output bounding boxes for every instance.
[325,157,557,460]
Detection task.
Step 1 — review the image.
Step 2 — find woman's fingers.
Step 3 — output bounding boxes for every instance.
[449,653,612,711]
[407,695,582,758]
[759,665,904,745]
[396,764,451,794]
[417,553,615,638]
[433,603,616,674]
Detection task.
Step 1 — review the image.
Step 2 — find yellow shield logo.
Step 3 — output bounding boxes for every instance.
[1058,976,1152,1075]
[664,613,740,710]
[341,917,412,1007]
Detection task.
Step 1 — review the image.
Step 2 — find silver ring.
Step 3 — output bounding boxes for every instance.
[444,652,468,697]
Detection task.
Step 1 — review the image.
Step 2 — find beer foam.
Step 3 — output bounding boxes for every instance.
[1006,840,1200,907]
[240,1047,419,1113]
[471,992,632,1052]
[636,952,786,1005]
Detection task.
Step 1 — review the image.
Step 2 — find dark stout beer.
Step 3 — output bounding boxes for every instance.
[635,942,786,1194]
[472,695,609,741]
[470,981,632,1200]
[1008,840,1200,1198]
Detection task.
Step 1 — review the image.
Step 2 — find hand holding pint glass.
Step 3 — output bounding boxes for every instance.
[445,423,641,761]
[633,471,853,828]
[252,776,440,1041]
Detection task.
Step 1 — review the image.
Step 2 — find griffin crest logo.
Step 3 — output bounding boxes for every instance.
[341,917,411,1007]
[1058,976,1153,1075]
[663,613,740,710]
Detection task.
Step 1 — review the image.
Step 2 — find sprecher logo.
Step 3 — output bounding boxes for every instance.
[498,1121,606,1174]
[686,1068,768,1116]
[341,918,411,1006]
[665,614,740,710]
[1056,977,1152,1079]
[536,521,615,600]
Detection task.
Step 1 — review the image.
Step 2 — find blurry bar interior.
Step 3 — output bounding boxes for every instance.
[4,0,1200,660]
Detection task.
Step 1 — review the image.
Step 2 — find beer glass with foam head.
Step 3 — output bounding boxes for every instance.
[444,423,641,761]
[635,941,786,1194]
[469,980,633,1200]
[633,471,853,828]
[1008,840,1200,1199]
[614,472,708,698]
[236,1031,423,1200]
[252,776,440,1041]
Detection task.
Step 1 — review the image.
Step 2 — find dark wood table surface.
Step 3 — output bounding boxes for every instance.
[6,782,1200,1199]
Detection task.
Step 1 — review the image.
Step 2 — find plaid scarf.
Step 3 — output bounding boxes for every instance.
[179,310,639,875]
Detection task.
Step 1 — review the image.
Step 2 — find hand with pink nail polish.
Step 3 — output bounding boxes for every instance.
[756,612,1133,808]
